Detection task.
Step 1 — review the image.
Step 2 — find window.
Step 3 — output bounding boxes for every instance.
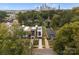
[38,32,41,36]
[32,31,35,36]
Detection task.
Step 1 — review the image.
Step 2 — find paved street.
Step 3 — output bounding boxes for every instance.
[32,48,56,55]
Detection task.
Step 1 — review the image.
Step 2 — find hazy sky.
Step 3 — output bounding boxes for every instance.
[0,3,79,10]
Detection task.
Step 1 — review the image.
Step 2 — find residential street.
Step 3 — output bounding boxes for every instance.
[32,48,56,55]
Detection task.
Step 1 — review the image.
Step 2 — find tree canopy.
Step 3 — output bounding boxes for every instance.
[53,21,79,55]
[0,11,8,22]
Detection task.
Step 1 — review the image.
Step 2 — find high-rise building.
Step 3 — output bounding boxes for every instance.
[35,3,55,11]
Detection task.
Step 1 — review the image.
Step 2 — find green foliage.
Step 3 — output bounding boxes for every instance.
[51,10,73,31]
[0,22,31,55]
[16,12,28,25]
[72,7,79,15]
[51,14,61,30]
[11,20,24,39]
[71,16,79,22]
[53,21,79,54]
[0,11,8,22]
[0,23,11,39]
[33,40,38,45]
[16,10,54,26]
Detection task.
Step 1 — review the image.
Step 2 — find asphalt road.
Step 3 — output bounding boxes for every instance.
[32,48,57,55]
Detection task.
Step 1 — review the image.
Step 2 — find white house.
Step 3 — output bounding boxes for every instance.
[22,25,42,39]
[37,26,42,38]
[31,27,36,39]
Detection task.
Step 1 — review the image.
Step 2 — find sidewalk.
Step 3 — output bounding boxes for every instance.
[44,37,50,48]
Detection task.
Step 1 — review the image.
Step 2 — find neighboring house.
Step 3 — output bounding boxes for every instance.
[22,25,42,39]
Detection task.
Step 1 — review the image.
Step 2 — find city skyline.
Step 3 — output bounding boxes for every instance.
[0,3,79,10]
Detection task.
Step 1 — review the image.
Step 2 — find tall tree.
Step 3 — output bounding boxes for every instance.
[53,21,79,54]
[0,11,8,22]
